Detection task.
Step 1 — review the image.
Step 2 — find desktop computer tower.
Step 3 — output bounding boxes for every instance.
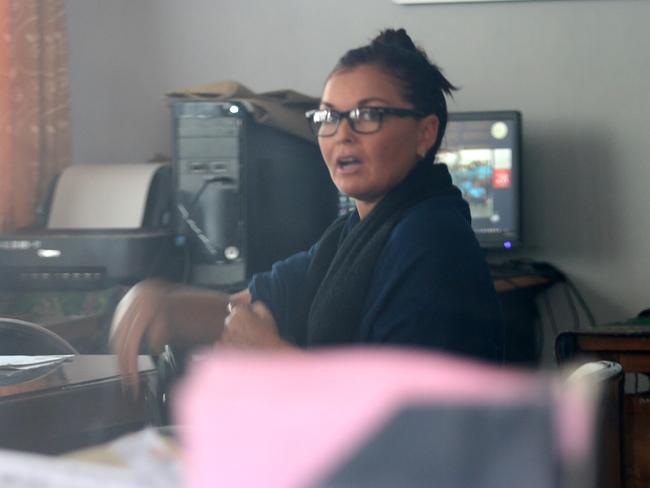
[170,100,338,290]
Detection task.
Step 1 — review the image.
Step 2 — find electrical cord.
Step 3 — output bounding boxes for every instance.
[176,176,235,281]
[541,291,559,338]
[491,258,597,333]
[513,259,596,330]
[562,283,580,331]
[185,176,234,214]
[180,235,192,284]
[563,279,597,328]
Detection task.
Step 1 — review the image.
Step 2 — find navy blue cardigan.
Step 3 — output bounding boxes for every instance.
[249,193,504,363]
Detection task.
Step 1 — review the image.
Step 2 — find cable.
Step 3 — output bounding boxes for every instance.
[564,279,597,329]
[541,290,559,338]
[186,176,234,215]
[496,258,597,334]
[524,260,597,330]
[176,176,235,266]
[180,235,192,284]
[562,283,581,331]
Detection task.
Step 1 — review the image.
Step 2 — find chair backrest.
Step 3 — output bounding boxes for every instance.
[562,359,624,488]
[0,317,78,355]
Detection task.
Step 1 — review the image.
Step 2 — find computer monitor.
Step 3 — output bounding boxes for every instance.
[436,111,522,250]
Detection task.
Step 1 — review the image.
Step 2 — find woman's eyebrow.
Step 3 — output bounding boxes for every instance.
[319,97,391,109]
[357,97,391,105]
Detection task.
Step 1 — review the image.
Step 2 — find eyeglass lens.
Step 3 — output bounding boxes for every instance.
[312,108,383,136]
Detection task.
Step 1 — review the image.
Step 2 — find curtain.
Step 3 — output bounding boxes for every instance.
[0,0,70,233]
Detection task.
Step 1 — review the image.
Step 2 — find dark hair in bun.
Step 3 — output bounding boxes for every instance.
[330,28,457,160]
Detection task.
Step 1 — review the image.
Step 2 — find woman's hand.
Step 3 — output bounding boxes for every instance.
[222,301,293,350]
[111,281,250,390]
[110,278,175,389]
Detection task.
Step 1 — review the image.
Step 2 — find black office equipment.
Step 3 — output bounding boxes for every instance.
[0,355,157,454]
[335,111,523,247]
[436,111,522,250]
[170,100,338,290]
[0,163,175,290]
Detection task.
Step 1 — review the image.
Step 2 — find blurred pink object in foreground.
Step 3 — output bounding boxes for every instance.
[174,347,596,488]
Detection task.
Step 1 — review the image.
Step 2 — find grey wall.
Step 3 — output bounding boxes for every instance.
[65,0,650,333]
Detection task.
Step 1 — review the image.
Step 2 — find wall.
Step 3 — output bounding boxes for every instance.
[64,0,650,334]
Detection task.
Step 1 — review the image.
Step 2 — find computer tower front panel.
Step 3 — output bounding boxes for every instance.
[171,100,337,290]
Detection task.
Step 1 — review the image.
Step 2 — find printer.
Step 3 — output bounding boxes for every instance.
[0,163,176,290]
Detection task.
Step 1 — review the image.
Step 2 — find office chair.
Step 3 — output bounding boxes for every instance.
[0,317,78,387]
[0,317,78,356]
[559,356,624,488]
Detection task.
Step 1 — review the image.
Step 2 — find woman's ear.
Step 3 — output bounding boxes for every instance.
[416,115,440,158]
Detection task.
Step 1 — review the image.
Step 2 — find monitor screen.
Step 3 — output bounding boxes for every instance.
[436,111,521,249]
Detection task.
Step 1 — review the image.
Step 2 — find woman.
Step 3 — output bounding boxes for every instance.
[112,28,504,381]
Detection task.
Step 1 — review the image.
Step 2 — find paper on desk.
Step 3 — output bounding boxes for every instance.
[0,448,140,488]
[0,428,181,488]
[107,427,181,488]
[0,355,75,371]
[65,427,181,487]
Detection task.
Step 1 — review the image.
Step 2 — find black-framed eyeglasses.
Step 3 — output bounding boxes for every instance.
[305,106,426,137]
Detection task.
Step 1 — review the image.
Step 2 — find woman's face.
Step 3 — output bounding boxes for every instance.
[318,64,438,218]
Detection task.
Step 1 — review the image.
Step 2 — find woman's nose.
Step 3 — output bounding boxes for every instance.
[334,117,356,141]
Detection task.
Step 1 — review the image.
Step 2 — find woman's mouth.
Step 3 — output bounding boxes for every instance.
[337,156,362,169]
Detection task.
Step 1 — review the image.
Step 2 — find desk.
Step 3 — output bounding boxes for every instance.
[557,326,650,488]
[492,270,555,366]
[0,355,158,455]
[492,273,552,293]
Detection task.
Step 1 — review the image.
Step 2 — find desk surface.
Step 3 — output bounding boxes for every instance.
[489,261,559,294]
[0,355,157,454]
[557,327,650,370]
[492,273,552,293]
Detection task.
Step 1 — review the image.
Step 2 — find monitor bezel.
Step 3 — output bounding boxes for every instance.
[443,110,522,250]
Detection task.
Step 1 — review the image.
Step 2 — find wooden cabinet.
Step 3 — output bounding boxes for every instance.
[557,327,650,488]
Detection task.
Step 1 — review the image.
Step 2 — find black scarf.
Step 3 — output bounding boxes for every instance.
[290,161,461,347]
